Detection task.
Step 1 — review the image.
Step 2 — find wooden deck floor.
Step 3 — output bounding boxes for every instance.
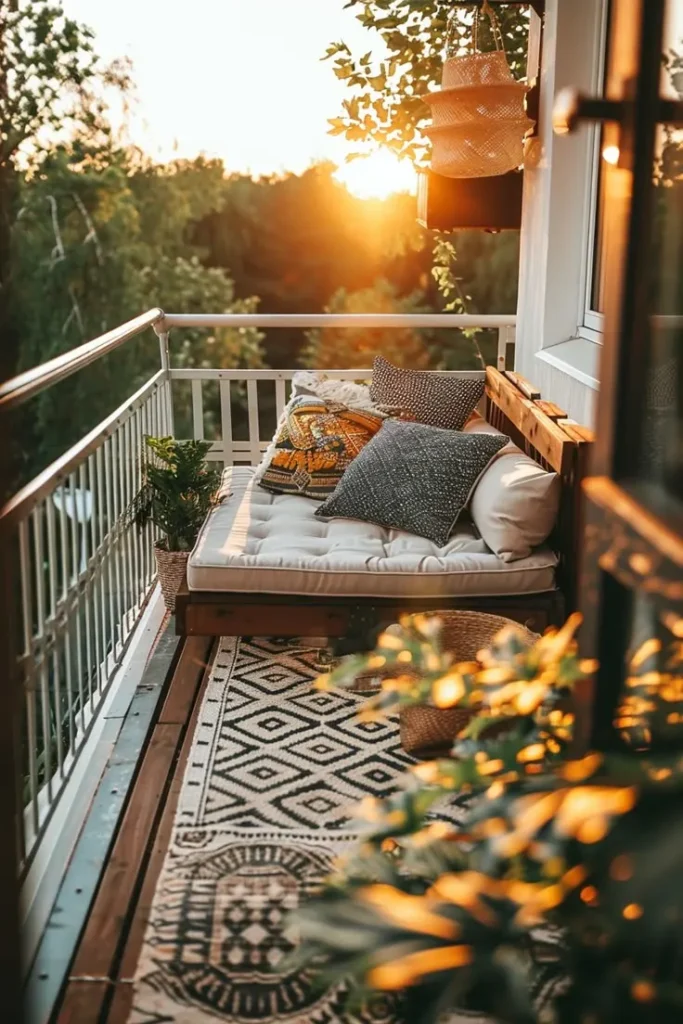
[56,634,215,1024]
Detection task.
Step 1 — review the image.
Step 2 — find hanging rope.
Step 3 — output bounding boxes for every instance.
[474,1,505,54]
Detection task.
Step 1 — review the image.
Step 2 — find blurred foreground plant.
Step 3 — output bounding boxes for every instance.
[293,615,683,1024]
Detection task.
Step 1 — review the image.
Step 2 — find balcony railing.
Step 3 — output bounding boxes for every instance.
[0,308,516,964]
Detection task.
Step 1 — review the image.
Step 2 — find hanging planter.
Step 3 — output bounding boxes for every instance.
[423,1,535,179]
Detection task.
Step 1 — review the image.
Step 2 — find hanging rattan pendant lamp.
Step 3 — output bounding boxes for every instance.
[423,1,535,178]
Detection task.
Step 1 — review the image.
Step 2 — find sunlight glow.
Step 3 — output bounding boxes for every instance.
[602,145,620,166]
[335,151,417,199]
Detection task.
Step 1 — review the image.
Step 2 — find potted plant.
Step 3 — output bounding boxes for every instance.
[133,436,221,612]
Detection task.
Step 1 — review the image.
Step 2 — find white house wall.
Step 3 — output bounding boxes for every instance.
[515,0,607,427]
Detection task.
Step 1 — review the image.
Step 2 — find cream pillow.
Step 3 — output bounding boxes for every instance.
[465,418,560,562]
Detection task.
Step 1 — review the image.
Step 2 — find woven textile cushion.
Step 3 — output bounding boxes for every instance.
[370,355,484,430]
[464,418,560,562]
[257,394,384,501]
[315,419,509,547]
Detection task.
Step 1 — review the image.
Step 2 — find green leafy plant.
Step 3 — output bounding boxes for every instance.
[292,615,683,1023]
[132,436,221,552]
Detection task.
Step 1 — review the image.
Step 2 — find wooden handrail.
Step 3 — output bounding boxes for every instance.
[0,308,165,412]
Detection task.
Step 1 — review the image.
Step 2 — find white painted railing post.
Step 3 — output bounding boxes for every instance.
[497,325,516,371]
[154,326,175,438]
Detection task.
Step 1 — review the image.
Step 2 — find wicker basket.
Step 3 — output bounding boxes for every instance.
[424,7,534,178]
[399,611,538,759]
[427,119,531,179]
[424,82,529,129]
[154,542,189,613]
[442,50,517,90]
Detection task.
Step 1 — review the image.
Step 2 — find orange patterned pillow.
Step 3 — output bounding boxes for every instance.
[258,396,384,500]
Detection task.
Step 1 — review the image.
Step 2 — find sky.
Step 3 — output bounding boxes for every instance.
[61,0,416,194]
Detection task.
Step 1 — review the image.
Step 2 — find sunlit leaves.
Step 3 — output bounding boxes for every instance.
[1,0,132,165]
[323,0,529,167]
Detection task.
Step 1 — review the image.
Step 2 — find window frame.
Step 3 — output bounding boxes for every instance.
[578,0,612,339]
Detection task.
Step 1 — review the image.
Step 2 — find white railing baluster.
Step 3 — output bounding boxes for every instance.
[140,399,151,587]
[57,479,74,753]
[275,378,286,420]
[89,454,104,700]
[68,473,85,734]
[127,415,140,621]
[122,419,133,631]
[497,325,515,371]
[133,408,145,601]
[95,446,107,688]
[85,458,97,723]
[45,498,64,780]
[114,428,126,645]
[19,520,39,841]
[76,465,88,730]
[219,381,233,467]
[246,379,260,465]
[32,506,52,806]
[104,441,117,659]
[191,379,204,441]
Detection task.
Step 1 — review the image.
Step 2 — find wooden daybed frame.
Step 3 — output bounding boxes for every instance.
[176,367,593,641]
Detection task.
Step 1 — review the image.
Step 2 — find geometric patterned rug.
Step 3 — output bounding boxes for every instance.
[128,637,418,1023]
[128,637,565,1024]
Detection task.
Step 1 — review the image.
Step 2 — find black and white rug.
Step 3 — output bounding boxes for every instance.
[130,637,564,1024]
[129,637,421,1024]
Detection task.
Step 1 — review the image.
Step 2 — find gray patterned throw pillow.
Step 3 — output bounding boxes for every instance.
[315,419,509,547]
[370,355,485,430]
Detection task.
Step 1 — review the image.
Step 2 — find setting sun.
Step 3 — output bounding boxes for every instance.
[334,150,417,199]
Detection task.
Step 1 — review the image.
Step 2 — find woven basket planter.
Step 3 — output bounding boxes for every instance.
[155,542,189,613]
[399,610,538,760]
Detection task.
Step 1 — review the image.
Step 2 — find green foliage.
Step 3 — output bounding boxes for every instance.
[11,144,264,480]
[293,614,683,1023]
[302,278,435,370]
[132,436,221,552]
[0,0,131,387]
[0,0,130,167]
[324,2,529,166]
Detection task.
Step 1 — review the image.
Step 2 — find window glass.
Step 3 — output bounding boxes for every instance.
[588,1,614,316]
[636,10,683,501]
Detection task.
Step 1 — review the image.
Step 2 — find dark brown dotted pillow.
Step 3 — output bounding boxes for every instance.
[370,355,484,431]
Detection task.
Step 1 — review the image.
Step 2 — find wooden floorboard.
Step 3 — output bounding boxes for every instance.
[57,635,213,1024]
[56,981,110,1023]
[116,643,215,986]
[68,723,183,980]
[105,983,134,1024]
[158,634,213,725]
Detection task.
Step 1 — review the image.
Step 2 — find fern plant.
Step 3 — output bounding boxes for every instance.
[132,436,221,552]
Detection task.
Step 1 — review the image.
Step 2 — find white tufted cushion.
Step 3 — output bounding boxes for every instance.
[188,468,558,598]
